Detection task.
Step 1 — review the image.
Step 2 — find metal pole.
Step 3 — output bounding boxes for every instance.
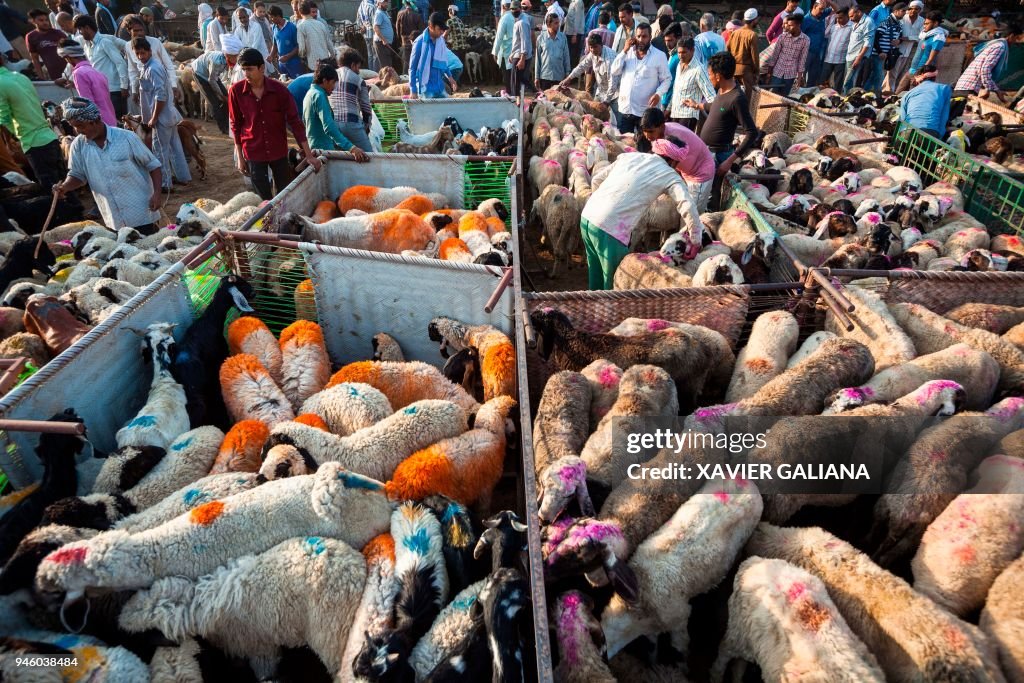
[0,419,86,435]
[809,269,855,312]
[484,267,514,313]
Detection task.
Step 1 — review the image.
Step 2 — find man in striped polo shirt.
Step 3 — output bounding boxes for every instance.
[868,2,905,93]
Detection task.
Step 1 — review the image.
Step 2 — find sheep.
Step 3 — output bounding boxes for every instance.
[409,580,487,680]
[529,155,564,197]
[690,337,875,432]
[579,365,677,490]
[0,238,57,299]
[713,209,759,252]
[426,317,516,401]
[601,478,763,657]
[872,397,1024,566]
[711,557,886,683]
[0,523,97,594]
[219,353,295,427]
[209,420,269,474]
[473,510,528,575]
[0,306,25,339]
[35,462,392,595]
[1008,322,1024,351]
[0,332,50,368]
[120,535,365,678]
[786,330,836,368]
[824,287,917,373]
[384,395,516,507]
[993,429,1024,458]
[691,253,744,286]
[336,186,449,216]
[277,320,331,411]
[299,382,393,436]
[944,227,991,262]
[174,192,263,234]
[946,303,1024,335]
[478,567,531,683]
[327,360,479,415]
[633,194,683,247]
[112,472,263,534]
[0,631,149,682]
[281,208,436,255]
[552,590,616,683]
[824,343,1000,413]
[911,454,1024,617]
[746,523,1005,683]
[98,256,171,288]
[391,125,455,154]
[372,332,405,362]
[355,503,448,683]
[726,311,799,402]
[530,308,722,412]
[532,185,581,277]
[341,533,398,682]
[115,323,190,451]
[889,302,1024,394]
[542,514,637,601]
[754,380,968,524]
[531,370,592,477]
[612,252,693,290]
[981,553,1024,683]
[579,359,622,431]
[266,399,468,480]
[171,274,255,429]
[227,316,283,384]
[422,495,479,595]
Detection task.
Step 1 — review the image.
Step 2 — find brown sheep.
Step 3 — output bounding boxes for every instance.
[946,303,1024,335]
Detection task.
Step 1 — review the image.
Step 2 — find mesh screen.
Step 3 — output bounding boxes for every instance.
[370,101,409,151]
[464,159,514,226]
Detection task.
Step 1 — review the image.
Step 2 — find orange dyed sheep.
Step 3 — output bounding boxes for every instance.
[337,185,448,214]
[219,354,295,426]
[281,209,436,255]
[293,413,330,431]
[385,396,516,506]
[279,320,331,411]
[439,237,474,262]
[312,200,340,223]
[210,419,270,473]
[428,317,516,401]
[293,279,317,321]
[394,195,435,214]
[327,360,479,414]
[227,316,283,384]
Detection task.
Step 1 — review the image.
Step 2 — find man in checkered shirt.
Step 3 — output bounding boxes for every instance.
[955,26,1022,102]
[761,12,808,96]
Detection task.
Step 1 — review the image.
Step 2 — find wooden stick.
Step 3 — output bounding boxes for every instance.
[34,192,60,260]
[0,357,26,396]
[521,305,536,348]
[848,136,891,145]
[759,103,791,109]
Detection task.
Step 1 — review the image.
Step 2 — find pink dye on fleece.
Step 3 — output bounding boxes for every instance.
[557,593,586,665]
[915,380,962,405]
[597,365,621,387]
[558,460,587,488]
[988,398,1024,422]
[694,403,738,423]
[866,213,881,224]
[543,159,560,168]
[714,491,730,503]
[49,546,87,565]
[646,319,671,332]
[733,211,748,220]
[786,581,807,602]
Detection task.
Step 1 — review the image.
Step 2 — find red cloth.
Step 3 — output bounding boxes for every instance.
[228,76,308,162]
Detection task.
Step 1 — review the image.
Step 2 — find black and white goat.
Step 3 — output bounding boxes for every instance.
[115,323,189,451]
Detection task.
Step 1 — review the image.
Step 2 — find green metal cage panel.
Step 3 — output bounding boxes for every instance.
[371,101,410,151]
[889,122,1024,237]
[465,159,514,219]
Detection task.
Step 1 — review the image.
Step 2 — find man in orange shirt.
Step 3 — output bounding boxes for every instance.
[726,7,759,102]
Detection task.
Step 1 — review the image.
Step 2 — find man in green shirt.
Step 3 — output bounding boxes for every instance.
[301,63,370,159]
[0,51,66,188]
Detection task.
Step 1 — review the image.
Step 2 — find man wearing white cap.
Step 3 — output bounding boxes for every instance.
[887,0,922,90]
[726,8,759,100]
[544,0,565,27]
[446,4,469,55]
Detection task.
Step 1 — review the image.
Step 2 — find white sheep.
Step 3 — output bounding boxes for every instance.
[551,590,616,683]
[726,310,799,402]
[691,253,744,286]
[713,209,758,252]
[980,552,1024,683]
[746,523,1005,683]
[341,533,399,683]
[36,462,392,595]
[579,359,622,431]
[532,370,592,476]
[533,184,581,277]
[121,535,365,679]
[710,557,885,683]
[175,191,263,233]
[824,343,1000,413]
[601,477,762,657]
[579,365,678,489]
[612,252,693,290]
[220,353,296,427]
[300,382,394,436]
[408,580,484,680]
[529,156,564,197]
[114,472,262,533]
[115,323,190,451]
[786,330,837,368]
[266,399,468,480]
[911,454,1024,617]
[825,286,916,372]
[227,315,283,384]
[1006,322,1024,351]
[281,209,436,255]
[944,227,991,262]
[279,319,331,411]
[99,256,172,288]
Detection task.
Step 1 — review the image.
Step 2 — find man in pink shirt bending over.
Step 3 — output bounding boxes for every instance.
[57,39,117,126]
[639,106,715,214]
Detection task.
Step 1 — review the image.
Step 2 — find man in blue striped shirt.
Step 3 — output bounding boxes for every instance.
[867,1,904,93]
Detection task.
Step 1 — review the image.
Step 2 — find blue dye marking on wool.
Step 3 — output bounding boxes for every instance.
[452,594,476,611]
[192,543,207,554]
[402,527,431,554]
[183,489,204,505]
[171,437,193,451]
[336,470,383,490]
[176,349,191,362]
[441,502,466,524]
[54,635,80,649]
[127,415,157,428]
[347,386,360,397]
[403,405,418,415]
[304,536,326,555]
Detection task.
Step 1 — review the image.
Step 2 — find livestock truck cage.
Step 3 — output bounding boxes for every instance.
[750,88,1024,239]
[370,95,523,158]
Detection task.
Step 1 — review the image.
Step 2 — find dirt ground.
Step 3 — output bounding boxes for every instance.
[160,125,248,220]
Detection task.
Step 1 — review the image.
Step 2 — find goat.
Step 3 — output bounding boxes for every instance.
[392,125,455,155]
[0,238,57,297]
[115,322,190,450]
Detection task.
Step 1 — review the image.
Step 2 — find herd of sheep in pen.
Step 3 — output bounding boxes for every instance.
[0,268,536,681]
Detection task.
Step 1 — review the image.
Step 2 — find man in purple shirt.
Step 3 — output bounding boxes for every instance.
[57,39,117,125]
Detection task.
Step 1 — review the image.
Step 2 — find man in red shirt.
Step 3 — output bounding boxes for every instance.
[228,47,322,200]
[26,9,67,80]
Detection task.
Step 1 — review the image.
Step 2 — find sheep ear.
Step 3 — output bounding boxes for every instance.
[740,242,754,266]
[228,286,254,313]
[472,532,491,560]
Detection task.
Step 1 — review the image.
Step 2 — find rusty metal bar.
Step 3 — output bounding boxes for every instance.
[848,136,891,145]
[521,303,536,348]
[759,103,791,109]
[0,358,26,396]
[0,418,85,435]
[484,267,514,313]
[809,270,855,312]
[180,232,221,269]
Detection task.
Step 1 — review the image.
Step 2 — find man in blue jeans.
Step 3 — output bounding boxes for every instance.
[843,4,873,93]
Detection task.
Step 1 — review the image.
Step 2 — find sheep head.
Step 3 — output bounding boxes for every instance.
[277,212,311,237]
[174,203,214,237]
[537,456,592,523]
[528,308,571,361]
